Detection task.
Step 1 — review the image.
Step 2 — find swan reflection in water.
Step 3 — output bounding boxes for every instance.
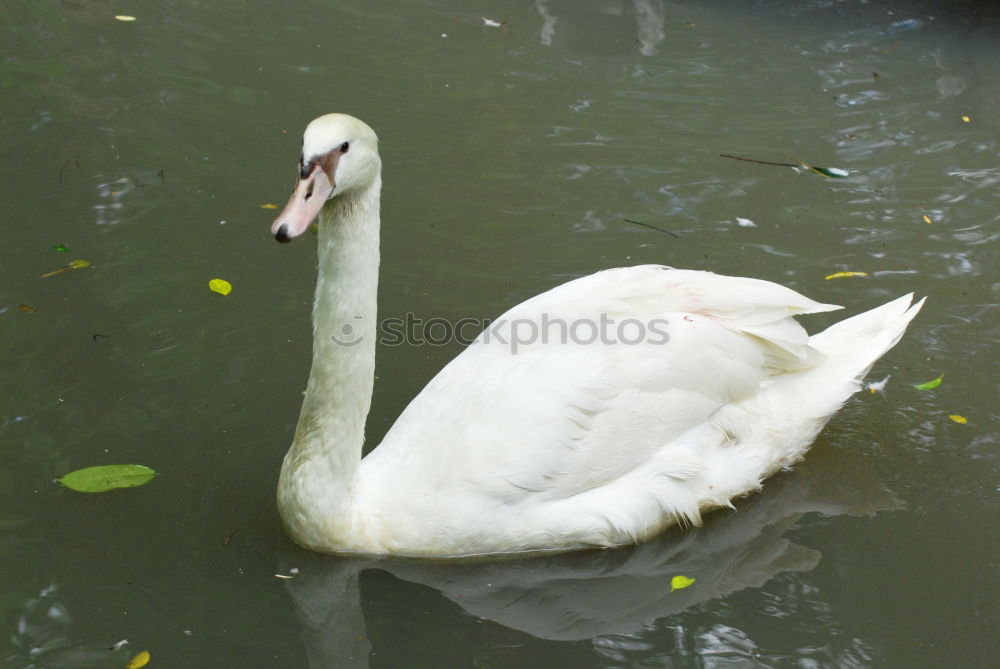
[279,443,897,668]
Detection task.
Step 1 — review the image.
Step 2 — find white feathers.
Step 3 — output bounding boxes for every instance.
[275,114,924,558]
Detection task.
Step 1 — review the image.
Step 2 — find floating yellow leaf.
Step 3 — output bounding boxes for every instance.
[41,259,91,278]
[125,650,150,669]
[824,271,868,280]
[961,115,971,123]
[260,203,278,209]
[922,214,933,224]
[670,575,696,592]
[114,15,137,22]
[948,414,968,424]
[18,303,37,314]
[209,278,232,296]
[913,374,943,390]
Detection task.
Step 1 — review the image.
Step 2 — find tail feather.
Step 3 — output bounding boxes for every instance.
[703,293,926,494]
[809,293,925,382]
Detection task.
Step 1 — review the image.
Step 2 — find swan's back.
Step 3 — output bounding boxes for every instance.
[348,267,922,556]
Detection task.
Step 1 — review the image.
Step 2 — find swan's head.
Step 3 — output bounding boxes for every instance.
[271,113,380,243]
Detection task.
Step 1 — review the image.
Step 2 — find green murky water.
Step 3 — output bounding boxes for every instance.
[2,1,998,667]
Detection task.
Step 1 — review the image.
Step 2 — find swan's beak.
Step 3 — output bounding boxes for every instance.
[271,165,335,243]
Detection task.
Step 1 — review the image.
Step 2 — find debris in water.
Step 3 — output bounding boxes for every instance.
[41,259,90,278]
[622,218,679,238]
[824,271,868,280]
[913,374,943,390]
[125,650,150,669]
[209,278,233,296]
[719,153,848,179]
[57,464,157,493]
[866,375,891,394]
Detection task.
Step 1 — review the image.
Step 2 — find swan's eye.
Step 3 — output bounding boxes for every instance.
[340,142,350,153]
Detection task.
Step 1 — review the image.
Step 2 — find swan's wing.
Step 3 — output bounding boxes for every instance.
[512,266,840,363]
[366,267,840,490]
[360,267,839,545]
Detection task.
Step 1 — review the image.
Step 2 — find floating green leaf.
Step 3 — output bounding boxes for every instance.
[52,244,69,252]
[913,374,943,390]
[57,464,156,493]
[670,575,696,592]
[209,278,232,295]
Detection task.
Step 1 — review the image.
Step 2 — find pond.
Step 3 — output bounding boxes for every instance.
[2,1,998,667]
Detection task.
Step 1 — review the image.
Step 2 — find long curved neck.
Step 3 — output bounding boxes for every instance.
[278,176,381,549]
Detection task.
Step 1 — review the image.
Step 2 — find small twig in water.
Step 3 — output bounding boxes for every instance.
[719,153,797,168]
[40,266,72,278]
[622,218,679,238]
[721,153,846,179]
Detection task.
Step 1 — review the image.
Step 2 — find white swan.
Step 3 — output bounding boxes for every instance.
[270,113,923,557]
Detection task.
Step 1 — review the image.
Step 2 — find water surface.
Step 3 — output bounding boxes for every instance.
[2,1,998,667]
